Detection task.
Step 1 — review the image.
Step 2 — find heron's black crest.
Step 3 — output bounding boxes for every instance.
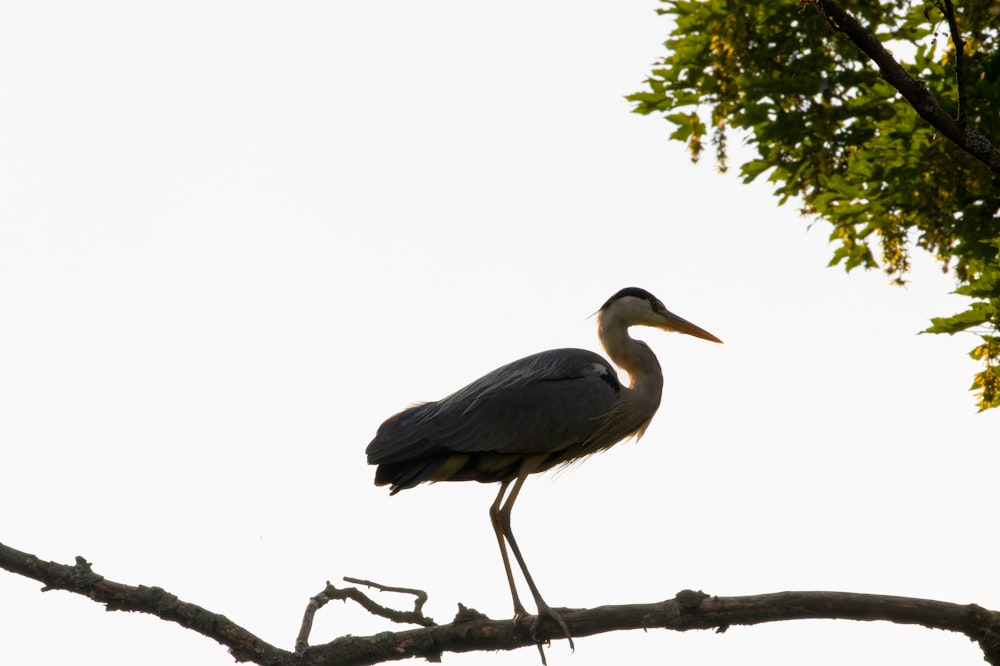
[601,286,658,311]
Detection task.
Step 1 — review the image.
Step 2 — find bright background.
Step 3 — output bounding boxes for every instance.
[2,2,998,665]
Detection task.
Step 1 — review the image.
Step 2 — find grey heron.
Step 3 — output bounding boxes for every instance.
[366,287,722,647]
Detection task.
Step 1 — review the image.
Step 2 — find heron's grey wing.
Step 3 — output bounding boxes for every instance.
[366,348,621,464]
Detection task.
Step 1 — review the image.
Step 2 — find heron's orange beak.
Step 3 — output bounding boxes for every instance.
[659,310,723,344]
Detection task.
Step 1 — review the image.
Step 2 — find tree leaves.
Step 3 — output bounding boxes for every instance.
[630,0,1000,410]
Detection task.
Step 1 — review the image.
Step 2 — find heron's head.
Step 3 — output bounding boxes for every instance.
[598,287,722,343]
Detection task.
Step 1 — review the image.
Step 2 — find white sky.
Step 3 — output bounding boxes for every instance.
[2,2,998,665]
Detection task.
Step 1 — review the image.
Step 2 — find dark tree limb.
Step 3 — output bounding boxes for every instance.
[811,0,1000,173]
[4,540,1000,665]
[0,541,288,664]
[938,0,968,127]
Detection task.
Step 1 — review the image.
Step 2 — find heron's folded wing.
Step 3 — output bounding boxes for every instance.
[366,348,621,463]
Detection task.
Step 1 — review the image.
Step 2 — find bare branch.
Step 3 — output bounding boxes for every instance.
[298,589,1000,665]
[296,578,436,651]
[5,540,1000,665]
[342,577,434,625]
[811,0,1000,173]
[0,541,289,664]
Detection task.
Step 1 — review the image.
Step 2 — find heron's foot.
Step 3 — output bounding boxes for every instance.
[512,600,531,624]
[529,602,575,652]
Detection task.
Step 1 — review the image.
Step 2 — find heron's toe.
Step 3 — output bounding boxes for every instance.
[529,604,574,652]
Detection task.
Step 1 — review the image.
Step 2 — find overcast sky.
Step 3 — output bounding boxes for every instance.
[2,2,998,665]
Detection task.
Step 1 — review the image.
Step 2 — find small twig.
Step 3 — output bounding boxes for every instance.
[295,577,436,651]
[940,0,967,126]
[342,576,433,622]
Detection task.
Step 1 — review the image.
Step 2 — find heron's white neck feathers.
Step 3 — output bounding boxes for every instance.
[597,305,665,417]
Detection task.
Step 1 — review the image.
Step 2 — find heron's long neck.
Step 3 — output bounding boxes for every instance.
[598,316,664,409]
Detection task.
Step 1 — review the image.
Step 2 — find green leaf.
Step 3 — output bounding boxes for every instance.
[924,302,994,335]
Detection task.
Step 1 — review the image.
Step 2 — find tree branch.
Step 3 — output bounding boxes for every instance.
[812,0,1000,173]
[4,540,1000,665]
[296,578,436,652]
[0,541,288,664]
[939,0,968,127]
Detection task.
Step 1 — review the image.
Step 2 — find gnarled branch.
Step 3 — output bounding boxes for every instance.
[296,577,435,652]
[0,541,286,664]
[3,540,1000,665]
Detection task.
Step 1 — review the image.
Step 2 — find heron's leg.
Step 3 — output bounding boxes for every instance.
[498,472,575,651]
[489,479,528,618]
